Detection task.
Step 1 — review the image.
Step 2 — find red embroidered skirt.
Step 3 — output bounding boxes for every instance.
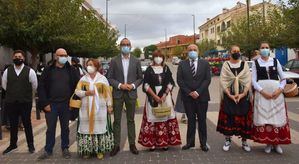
[216,101,253,139]
[138,106,182,148]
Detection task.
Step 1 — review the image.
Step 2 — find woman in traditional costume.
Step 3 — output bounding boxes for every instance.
[252,42,291,154]
[75,59,114,159]
[217,45,252,152]
[138,50,181,151]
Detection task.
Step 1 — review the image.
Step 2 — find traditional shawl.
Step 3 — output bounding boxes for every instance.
[220,61,251,99]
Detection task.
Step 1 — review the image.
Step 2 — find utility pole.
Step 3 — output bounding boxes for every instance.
[106,0,110,31]
[262,0,266,23]
[192,14,196,44]
[125,24,127,38]
[165,28,168,58]
[246,0,251,59]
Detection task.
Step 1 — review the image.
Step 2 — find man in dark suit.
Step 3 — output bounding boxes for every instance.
[177,44,211,152]
[108,38,143,156]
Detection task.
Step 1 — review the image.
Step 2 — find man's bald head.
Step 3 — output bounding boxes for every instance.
[187,44,198,52]
[55,48,67,56]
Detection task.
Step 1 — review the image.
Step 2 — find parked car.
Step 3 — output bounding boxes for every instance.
[284,59,299,74]
[172,56,181,65]
[100,61,110,76]
[141,60,151,73]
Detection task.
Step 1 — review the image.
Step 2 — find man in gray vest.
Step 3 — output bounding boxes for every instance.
[1,50,38,155]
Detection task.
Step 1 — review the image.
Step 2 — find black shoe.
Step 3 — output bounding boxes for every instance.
[201,145,209,152]
[129,144,139,155]
[162,147,169,151]
[29,146,35,154]
[62,149,71,159]
[110,146,120,156]
[149,146,155,152]
[182,144,195,150]
[2,145,17,155]
[37,151,52,160]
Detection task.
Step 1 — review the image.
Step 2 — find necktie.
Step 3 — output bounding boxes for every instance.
[191,60,196,78]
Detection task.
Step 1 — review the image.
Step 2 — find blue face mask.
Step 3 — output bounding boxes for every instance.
[188,51,198,60]
[121,46,131,54]
[58,56,68,65]
[260,48,270,57]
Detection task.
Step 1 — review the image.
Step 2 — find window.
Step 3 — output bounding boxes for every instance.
[221,22,226,32]
[285,60,293,69]
[292,60,299,69]
[227,21,231,28]
[217,26,220,33]
[217,39,221,45]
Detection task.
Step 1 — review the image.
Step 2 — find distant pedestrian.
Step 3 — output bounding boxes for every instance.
[75,59,114,159]
[2,50,37,155]
[71,57,84,77]
[37,48,80,160]
[252,42,291,154]
[216,45,252,152]
[138,50,181,151]
[107,38,143,156]
[177,44,211,152]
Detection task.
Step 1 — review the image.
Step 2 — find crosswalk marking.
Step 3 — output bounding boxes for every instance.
[0,121,47,151]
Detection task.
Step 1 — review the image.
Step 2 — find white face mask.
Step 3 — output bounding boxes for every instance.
[154,57,163,65]
[87,66,96,74]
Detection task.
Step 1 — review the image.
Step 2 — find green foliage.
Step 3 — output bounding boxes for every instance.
[0,0,119,67]
[197,39,217,56]
[132,47,142,58]
[143,44,157,59]
[279,0,299,48]
[172,46,184,57]
[221,6,289,57]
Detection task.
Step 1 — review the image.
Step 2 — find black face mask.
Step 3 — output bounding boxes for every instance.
[231,53,241,60]
[13,58,24,66]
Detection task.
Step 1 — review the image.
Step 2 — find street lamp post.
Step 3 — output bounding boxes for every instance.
[192,14,196,44]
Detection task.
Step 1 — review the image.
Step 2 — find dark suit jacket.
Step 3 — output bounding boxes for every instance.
[107,54,143,99]
[177,59,211,102]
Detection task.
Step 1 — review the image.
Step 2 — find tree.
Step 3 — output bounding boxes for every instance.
[220,6,287,57]
[172,46,184,57]
[279,0,299,48]
[143,44,157,59]
[197,39,217,56]
[0,0,118,68]
[132,47,142,58]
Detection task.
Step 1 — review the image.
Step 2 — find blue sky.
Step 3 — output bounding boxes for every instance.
[91,0,280,49]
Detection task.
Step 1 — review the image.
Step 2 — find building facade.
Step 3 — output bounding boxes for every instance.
[198,1,273,50]
[156,34,200,59]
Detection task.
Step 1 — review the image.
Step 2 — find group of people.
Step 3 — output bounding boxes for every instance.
[1,37,291,160]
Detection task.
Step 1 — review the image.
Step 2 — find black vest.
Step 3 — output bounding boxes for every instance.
[5,65,33,103]
[255,58,279,81]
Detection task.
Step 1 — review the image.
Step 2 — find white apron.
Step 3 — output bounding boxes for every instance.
[253,80,287,127]
[146,86,176,123]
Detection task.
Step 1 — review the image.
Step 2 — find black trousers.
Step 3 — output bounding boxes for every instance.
[6,102,34,148]
[183,99,208,146]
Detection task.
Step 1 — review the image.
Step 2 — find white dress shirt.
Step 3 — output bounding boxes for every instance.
[252,57,286,92]
[118,54,135,89]
[1,64,38,91]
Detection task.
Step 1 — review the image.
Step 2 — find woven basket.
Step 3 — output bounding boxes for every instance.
[283,80,299,97]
